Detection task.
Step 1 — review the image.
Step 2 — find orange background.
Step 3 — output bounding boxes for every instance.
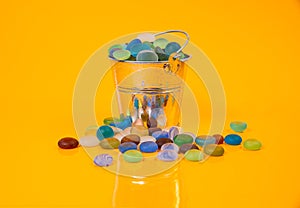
[1,0,300,207]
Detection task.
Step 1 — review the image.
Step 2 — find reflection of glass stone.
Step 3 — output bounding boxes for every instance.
[165,42,181,55]
[112,49,131,60]
[136,50,158,61]
[137,33,155,42]
[126,39,142,50]
[155,46,168,61]
[153,38,169,49]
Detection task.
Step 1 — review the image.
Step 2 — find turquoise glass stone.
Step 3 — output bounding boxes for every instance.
[143,41,155,49]
[153,38,169,49]
[165,42,181,55]
[112,49,131,60]
[224,134,242,145]
[136,50,158,61]
[230,121,247,132]
[129,43,151,57]
[173,134,193,147]
[96,125,114,141]
[195,135,216,147]
[126,39,142,50]
[243,139,262,151]
[123,150,143,163]
[155,46,168,61]
[157,150,178,162]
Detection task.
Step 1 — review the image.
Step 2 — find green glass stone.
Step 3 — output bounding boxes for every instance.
[123,150,143,163]
[136,50,158,61]
[108,44,123,53]
[155,46,168,61]
[204,144,224,156]
[153,38,169,49]
[243,139,262,151]
[230,121,247,132]
[100,138,120,149]
[174,134,194,147]
[103,117,121,125]
[184,149,204,161]
[112,49,131,60]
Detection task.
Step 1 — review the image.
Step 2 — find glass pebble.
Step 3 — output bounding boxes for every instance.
[103,117,121,125]
[168,126,179,140]
[129,43,151,57]
[100,138,120,149]
[112,49,131,60]
[140,136,156,143]
[182,132,196,140]
[155,46,168,61]
[212,134,224,144]
[156,138,173,149]
[123,150,143,163]
[109,116,132,130]
[84,125,98,136]
[96,125,114,141]
[137,33,155,42]
[121,134,140,145]
[179,143,199,154]
[108,44,123,53]
[118,142,137,153]
[126,39,142,50]
[161,143,179,152]
[243,139,262,151]
[204,144,224,156]
[195,135,216,147]
[152,131,169,140]
[94,154,113,167]
[109,48,121,57]
[136,50,158,61]
[58,137,79,149]
[79,136,99,147]
[153,38,169,49]
[174,134,193,147]
[143,41,155,49]
[165,42,181,55]
[184,149,204,161]
[157,150,178,162]
[224,134,242,145]
[230,121,247,132]
[139,141,158,153]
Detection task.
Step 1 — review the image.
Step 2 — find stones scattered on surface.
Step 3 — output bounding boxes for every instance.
[96,125,114,141]
[184,149,204,161]
[230,121,247,132]
[58,137,79,149]
[204,144,225,156]
[212,134,224,144]
[173,134,193,147]
[224,134,242,145]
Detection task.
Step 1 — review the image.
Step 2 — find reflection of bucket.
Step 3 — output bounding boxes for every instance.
[111,30,191,129]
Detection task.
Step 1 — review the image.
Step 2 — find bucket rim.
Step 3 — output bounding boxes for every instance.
[108,55,192,64]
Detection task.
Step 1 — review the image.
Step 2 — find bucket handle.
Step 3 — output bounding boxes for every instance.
[154,30,190,58]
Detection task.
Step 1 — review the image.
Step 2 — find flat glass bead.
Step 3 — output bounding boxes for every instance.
[173,134,193,147]
[130,126,149,137]
[126,39,142,50]
[136,50,158,61]
[179,143,199,154]
[123,150,143,163]
[153,38,169,49]
[100,138,120,149]
[118,142,137,153]
[154,46,168,61]
[79,136,99,147]
[204,144,224,156]
[184,149,204,161]
[157,150,178,162]
[168,126,179,140]
[243,139,262,151]
[112,49,131,60]
[137,33,155,42]
[121,134,140,145]
[58,137,79,149]
[152,131,169,140]
[140,136,156,143]
[108,44,123,53]
[156,138,173,149]
[96,125,114,141]
[230,121,247,132]
[165,42,181,55]
[139,141,158,153]
[212,134,224,144]
[94,154,113,167]
[224,134,242,145]
[161,143,179,152]
[195,135,216,147]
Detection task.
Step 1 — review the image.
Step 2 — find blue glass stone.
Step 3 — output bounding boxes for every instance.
[139,141,158,153]
[195,135,216,147]
[152,131,169,140]
[224,134,242,145]
[165,42,181,55]
[126,39,142,50]
[96,125,114,141]
[230,121,247,132]
[94,154,113,167]
[109,116,132,130]
[157,150,178,162]
[161,143,179,152]
[118,142,137,153]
